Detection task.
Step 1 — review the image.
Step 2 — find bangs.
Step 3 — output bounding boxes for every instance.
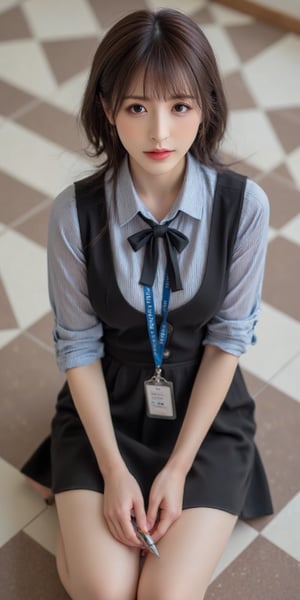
[116,46,202,107]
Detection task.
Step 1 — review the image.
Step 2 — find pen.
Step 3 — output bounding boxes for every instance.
[131,516,160,557]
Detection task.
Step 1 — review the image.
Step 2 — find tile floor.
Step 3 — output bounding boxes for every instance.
[0,0,300,598]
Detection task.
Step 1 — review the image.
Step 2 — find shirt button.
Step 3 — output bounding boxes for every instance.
[163,349,171,359]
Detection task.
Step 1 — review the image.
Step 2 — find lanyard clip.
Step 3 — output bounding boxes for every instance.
[154,366,162,382]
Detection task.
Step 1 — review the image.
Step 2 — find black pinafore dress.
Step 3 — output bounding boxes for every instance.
[23,170,273,519]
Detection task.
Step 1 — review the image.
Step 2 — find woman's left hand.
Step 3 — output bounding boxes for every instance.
[146,465,186,542]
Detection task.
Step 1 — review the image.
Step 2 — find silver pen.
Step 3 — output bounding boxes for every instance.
[131,516,160,557]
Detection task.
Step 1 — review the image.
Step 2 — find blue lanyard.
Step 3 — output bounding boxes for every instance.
[144,271,171,369]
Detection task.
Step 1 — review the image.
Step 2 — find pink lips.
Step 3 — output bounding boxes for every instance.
[144,149,173,161]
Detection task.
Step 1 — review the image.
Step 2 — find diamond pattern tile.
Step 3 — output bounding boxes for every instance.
[1,0,299,598]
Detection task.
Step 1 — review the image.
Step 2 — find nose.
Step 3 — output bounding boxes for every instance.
[149,109,169,144]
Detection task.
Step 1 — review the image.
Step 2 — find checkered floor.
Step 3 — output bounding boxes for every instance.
[1,0,300,598]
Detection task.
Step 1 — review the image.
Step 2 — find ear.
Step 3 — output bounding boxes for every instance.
[99,93,114,125]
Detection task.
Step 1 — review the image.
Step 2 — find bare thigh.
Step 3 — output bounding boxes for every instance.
[137,507,238,600]
[55,490,140,600]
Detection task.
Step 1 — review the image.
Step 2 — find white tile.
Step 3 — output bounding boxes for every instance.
[24,504,58,555]
[0,40,57,98]
[0,328,20,350]
[222,109,284,171]
[47,70,89,115]
[286,147,300,190]
[281,214,300,246]
[0,228,50,329]
[148,0,206,14]
[262,492,300,562]
[211,520,258,581]
[201,24,241,76]
[0,120,90,196]
[268,227,278,242]
[240,302,300,381]
[0,458,46,547]
[270,352,300,403]
[243,34,300,109]
[209,3,254,25]
[23,0,100,40]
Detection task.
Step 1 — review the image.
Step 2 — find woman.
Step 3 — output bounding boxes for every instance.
[22,9,273,599]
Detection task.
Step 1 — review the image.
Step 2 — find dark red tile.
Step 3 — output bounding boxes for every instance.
[267,108,300,153]
[225,21,285,62]
[0,81,36,118]
[0,6,31,41]
[27,313,54,349]
[42,37,99,84]
[88,0,148,28]
[259,172,300,229]
[17,103,81,154]
[0,171,47,225]
[207,536,300,600]
[0,278,18,329]
[16,203,51,248]
[0,334,64,469]
[247,384,300,530]
[223,71,257,110]
[263,237,300,321]
[0,532,69,600]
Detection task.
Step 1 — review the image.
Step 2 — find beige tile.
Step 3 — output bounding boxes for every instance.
[225,21,285,63]
[0,532,69,599]
[0,459,45,546]
[259,172,300,229]
[206,536,300,600]
[24,504,58,556]
[0,171,47,225]
[0,5,31,41]
[0,334,63,469]
[263,237,300,321]
[42,37,99,85]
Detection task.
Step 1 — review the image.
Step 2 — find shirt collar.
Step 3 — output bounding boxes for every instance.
[116,153,204,227]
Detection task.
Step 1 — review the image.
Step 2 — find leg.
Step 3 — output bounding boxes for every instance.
[55,489,140,600]
[137,507,237,600]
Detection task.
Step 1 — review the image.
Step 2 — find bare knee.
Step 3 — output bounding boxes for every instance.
[71,580,136,600]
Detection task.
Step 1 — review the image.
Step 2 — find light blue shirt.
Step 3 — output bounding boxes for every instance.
[48,154,269,372]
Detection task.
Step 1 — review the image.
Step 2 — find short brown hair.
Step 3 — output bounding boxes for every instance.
[80,9,227,176]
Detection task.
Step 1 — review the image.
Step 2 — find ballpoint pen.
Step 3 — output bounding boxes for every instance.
[131,516,160,557]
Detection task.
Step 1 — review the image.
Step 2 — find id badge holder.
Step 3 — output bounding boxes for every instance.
[144,367,176,420]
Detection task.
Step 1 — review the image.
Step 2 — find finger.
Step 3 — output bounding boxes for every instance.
[152,508,181,541]
[146,497,160,532]
[132,500,148,532]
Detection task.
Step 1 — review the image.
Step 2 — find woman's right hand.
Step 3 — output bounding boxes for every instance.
[103,464,147,548]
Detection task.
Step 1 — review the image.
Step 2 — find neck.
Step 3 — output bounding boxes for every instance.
[129,158,186,221]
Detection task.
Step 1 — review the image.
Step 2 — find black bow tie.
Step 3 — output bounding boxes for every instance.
[128,212,189,292]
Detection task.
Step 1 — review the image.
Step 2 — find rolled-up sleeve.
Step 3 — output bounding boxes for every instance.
[48,186,104,371]
[203,179,269,356]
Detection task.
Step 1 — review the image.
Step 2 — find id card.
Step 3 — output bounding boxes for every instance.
[144,375,176,420]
